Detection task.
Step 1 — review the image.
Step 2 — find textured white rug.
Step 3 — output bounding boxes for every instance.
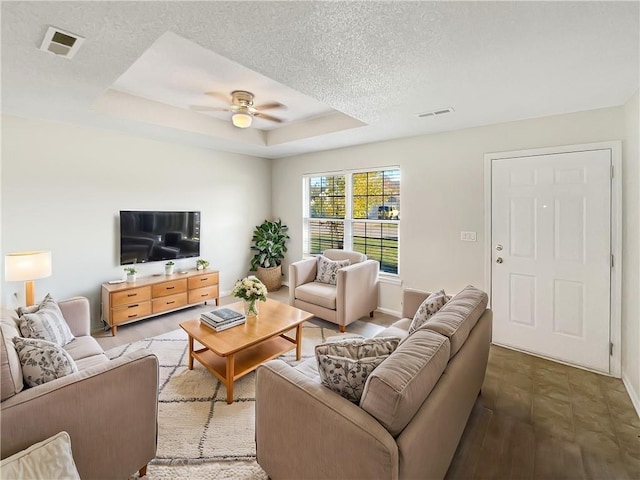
[107,322,343,479]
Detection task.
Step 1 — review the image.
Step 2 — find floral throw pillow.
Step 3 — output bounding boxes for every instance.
[17,294,75,346]
[315,336,400,403]
[13,337,78,387]
[315,256,350,285]
[408,290,451,335]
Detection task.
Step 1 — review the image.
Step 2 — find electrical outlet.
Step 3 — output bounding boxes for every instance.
[460,231,477,242]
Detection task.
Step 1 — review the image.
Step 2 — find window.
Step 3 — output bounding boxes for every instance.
[304,168,400,275]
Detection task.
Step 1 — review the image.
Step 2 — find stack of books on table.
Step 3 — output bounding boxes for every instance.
[200,307,246,332]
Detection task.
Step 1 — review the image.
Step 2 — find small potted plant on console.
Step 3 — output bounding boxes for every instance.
[164,261,175,275]
[124,266,137,283]
[196,259,209,271]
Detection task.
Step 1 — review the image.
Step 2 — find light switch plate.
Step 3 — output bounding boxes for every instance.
[460,231,477,242]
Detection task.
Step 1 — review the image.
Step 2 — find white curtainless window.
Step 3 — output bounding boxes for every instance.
[303,167,400,276]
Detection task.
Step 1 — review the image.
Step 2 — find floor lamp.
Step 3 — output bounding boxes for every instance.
[5,251,52,306]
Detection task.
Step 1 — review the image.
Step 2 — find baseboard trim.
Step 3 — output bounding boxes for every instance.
[376,307,401,318]
[622,374,640,419]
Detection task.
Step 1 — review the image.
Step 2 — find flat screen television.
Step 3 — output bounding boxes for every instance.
[120,210,200,265]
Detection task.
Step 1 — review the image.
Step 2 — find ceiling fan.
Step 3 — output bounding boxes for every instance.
[189,90,286,128]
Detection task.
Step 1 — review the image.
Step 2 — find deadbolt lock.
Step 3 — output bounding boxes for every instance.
[496,244,503,251]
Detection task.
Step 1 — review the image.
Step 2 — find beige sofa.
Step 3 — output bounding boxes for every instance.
[256,285,491,480]
[289,249,379,332]
[0,297,159,479]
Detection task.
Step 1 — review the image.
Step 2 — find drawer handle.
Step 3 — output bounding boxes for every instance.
[127,293,137,297]
[128,304,139,308]
[201,294,208,297]
[166,286,175,290]
[128,314,138,318]
[167,301,175,305]
[200,278,208,282]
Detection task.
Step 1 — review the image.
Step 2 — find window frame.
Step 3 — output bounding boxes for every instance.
[302,166,400,280]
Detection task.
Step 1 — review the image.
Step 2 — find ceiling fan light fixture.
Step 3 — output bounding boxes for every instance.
[232,113,252,128]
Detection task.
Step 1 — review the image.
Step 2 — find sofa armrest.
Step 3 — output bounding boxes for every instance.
[256,360,398,480]
[336,259,379,326]
[288,257,317,305]
[1,349,158,480]
[58,297,91,337]
[401,289,431,319]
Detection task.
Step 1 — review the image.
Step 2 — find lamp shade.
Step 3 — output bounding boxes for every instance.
[5,251,52,281]
[232,113,253,128]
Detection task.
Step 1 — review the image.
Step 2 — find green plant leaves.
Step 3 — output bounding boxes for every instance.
[250,219,290,270]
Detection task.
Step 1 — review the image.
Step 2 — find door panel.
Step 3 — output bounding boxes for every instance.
[492,149,611,373]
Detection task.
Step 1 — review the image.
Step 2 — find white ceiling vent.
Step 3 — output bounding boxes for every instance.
[417,107,455,118]
[39,26,85,59]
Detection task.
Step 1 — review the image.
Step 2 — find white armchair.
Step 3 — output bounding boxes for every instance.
[289,249,379,332]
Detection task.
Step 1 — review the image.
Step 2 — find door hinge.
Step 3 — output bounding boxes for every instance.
[611,165,614,179]
[611,254,614,268]
[610,342,614,356]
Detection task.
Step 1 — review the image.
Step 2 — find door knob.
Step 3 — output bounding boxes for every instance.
[496,257,503,264]
[496,244,503,251]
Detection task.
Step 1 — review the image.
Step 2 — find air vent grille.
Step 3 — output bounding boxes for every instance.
[39,26,84,59]
[418,107,454,118]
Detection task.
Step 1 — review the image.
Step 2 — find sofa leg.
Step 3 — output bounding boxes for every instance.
[340,325,346,333]
[138,465,147,478]
[370,311,374,318]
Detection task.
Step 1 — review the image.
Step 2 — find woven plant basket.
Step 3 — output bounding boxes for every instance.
[256,265,282,292]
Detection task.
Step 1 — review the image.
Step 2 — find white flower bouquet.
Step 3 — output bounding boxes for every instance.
[231,276,267,316]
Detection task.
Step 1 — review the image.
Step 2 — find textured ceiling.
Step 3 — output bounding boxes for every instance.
[1,1,638,159]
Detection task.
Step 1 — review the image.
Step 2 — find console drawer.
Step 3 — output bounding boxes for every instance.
[111,287,152,308]
[152,292,188,313]
[112,301,152,324]
[188,285,219,304]
[188,272,219,289]
[152,279,187,298]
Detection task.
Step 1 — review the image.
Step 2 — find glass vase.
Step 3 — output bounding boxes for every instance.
[245,299,259,317]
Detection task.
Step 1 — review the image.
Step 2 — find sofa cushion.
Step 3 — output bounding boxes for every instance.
[0,431,80,480]
[422,285,488,358]
[17,294,75,346]
[295,282,337,310]
[74,353,110,371]
[316,337,400,403]
[408,290,450,335]
[316,255,350,285]
[360,329,450,437]
[375,318,412,341]
[1,316,24,401]
[13,337,78,387]
[63,336,105,362]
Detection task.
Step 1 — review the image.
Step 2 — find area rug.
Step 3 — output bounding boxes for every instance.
[106,322,345,479]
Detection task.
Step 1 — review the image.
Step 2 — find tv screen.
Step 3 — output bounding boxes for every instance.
[120,211,200,265]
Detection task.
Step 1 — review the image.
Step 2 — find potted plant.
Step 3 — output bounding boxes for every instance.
[250,219,289,291]
[196,259,209,271]
[124,266,137,283]
[164,261,175,275]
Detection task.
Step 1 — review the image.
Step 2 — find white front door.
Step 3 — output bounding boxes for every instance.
[491,149,611,373]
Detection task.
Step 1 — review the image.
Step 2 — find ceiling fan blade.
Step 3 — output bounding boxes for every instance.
[254,101,286,111]
[254,112,284,123]
[189,105,230,112]
[204,91,232,103]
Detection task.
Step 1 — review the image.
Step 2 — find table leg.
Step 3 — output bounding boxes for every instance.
[187,335,194,370]
[295,324,302,361]
[226,353,235,404]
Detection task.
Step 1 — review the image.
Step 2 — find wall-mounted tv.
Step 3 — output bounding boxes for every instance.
[120,210,200,265]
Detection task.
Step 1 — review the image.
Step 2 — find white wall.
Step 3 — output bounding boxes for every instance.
[273,106,626,315]
[622,90,640,413]
[1,115,272,330]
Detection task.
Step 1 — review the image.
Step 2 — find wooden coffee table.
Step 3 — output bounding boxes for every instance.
[180,298,313,403]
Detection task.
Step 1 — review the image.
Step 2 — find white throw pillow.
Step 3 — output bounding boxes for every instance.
[0,431,81,480]
[315,255,350,285]
[17,294,75,346]
[13,337,78,387]
[315,336,400,403]
[408,290,450,335]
